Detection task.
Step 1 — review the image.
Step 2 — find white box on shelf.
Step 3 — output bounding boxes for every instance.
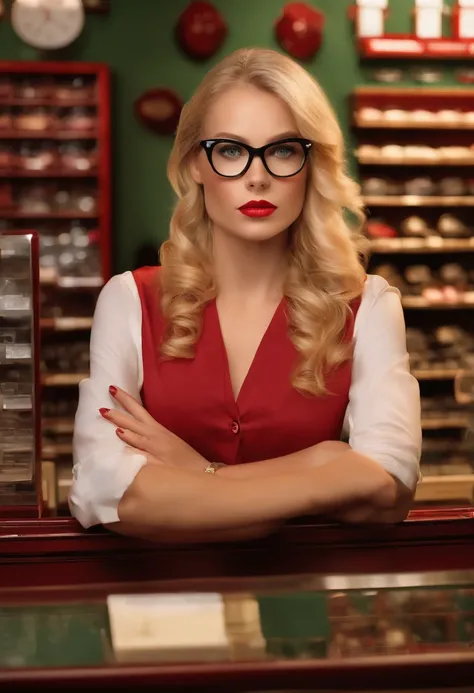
[414,0,444,39]
[457,0,474,38]
[355,0,388,38]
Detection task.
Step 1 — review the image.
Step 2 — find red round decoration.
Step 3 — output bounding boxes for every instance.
[134,88,184,136]
[275,2,325,61]
[176,1,227,60]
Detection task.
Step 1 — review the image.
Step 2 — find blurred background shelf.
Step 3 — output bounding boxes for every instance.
[353,84,474,506]
[370,238,474,253]
[363,196,474,207]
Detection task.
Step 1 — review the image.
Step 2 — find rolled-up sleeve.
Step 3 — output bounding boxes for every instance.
[69,272,147,528]
[344,275,422,491]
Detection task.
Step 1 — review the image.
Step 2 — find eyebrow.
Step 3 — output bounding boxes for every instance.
[212,131,300,143]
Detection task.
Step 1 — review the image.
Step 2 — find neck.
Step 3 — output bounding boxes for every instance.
[212,231,288,302]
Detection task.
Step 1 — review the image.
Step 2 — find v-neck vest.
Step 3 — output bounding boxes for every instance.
[133,266,360,465]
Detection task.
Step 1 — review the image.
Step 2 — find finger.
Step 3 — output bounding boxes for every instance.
[116,427,151,453]
[109,385,157,425]
[99,408,147,435]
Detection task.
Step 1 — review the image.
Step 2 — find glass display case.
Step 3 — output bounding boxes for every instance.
[0,230,41,516]
[1,567,474,690]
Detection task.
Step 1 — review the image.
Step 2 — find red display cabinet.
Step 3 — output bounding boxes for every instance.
[0,61,111,513]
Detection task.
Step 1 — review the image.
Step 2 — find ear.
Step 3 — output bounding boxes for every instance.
[189,151,203,185]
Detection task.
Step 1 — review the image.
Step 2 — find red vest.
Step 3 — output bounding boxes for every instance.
[134,267,360,466]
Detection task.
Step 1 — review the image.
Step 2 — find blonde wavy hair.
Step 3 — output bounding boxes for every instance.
[161,47,368,396]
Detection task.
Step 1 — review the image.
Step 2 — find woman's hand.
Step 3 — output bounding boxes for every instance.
[100,385,208,472]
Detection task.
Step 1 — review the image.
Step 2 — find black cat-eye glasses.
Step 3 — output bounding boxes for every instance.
[199,137,312,179]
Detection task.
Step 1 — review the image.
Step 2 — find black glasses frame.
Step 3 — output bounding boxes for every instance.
[199,137,312,179]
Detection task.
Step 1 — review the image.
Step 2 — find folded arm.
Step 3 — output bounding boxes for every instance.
[71,274,420,542]
[111,448,397,540]
[97,383,403,538]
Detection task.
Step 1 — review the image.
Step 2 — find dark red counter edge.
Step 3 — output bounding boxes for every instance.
[1,651,474,691]
[1,509,474,590]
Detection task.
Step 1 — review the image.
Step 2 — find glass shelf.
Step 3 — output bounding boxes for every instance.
[0,231,40,515]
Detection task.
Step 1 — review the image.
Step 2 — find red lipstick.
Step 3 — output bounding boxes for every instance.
[238,200,277,218]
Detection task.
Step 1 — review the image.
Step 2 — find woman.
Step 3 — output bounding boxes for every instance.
[70,48,421,542]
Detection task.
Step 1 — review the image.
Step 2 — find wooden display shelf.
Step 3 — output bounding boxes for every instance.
[421,417,470,430]
[363,196,474,207]
[370,237,474,253]
[413,369,459,381]
[42,418,75,434]
[358,156,474,166]
[40,317,93,331]
[402,296,474,309]
[41,373,87,386]
[0,98,97,107]
[352,87,474,115]
[354,86,474,97]
[415,474,474,504]
[1,444,32,455]
[354,115,474,130]
[41,443,73,458]
[0,170,98,178]
[40,271,103,288]
[0,211,97,219]
[0,130,98,139]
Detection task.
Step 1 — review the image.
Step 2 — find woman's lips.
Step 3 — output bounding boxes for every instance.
[239,207,277,218]
[238,200,277,218]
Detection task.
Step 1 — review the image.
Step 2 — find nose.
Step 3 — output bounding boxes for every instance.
[244,156,271,192]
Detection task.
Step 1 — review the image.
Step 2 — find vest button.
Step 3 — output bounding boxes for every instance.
[231,420,240,434]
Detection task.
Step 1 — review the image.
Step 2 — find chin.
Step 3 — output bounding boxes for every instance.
[229,223,288,243]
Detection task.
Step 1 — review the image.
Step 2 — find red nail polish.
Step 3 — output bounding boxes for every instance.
[116,428,124,436]
[109,385,117,396]
[99,407,110,417]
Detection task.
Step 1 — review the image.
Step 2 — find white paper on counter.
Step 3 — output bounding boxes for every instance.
[107,593,230,658]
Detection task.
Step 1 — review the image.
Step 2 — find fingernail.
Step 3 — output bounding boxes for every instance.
[99,408,110,417]
[116,428,124,436]
[109,385,117,397]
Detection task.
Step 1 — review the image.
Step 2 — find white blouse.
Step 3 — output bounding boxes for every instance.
[69,272,422,528]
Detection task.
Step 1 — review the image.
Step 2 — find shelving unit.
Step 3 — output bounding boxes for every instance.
[0,61,111,515]
[352,86,474,506]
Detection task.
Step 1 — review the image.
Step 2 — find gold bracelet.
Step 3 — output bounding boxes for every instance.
[204,462,225,474]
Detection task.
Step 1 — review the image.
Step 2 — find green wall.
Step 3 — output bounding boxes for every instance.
[0,0,460,272]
